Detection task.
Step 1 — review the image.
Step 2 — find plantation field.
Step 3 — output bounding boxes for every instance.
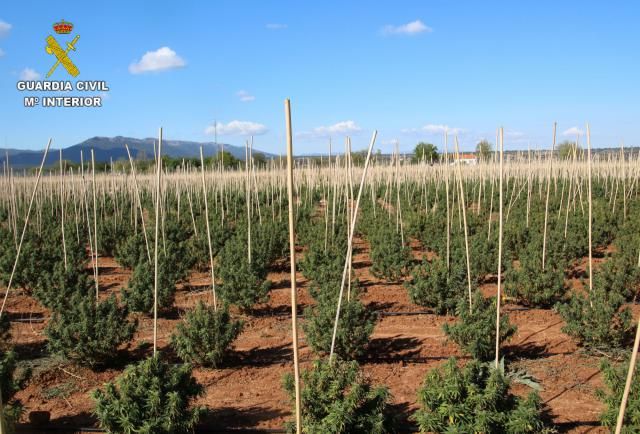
[8,241,624,433]
[1,145,640,433]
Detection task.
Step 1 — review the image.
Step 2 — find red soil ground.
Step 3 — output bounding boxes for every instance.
[6,236,632,433]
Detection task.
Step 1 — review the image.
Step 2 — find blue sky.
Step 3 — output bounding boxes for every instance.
[1,1,639,154]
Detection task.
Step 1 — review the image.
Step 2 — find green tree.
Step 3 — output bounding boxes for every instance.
[557,140,580,159]
[476,140,493,161]
[252,152,267,168]
[412,142,439,163]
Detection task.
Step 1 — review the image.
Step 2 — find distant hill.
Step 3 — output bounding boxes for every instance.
[0,136,276,168]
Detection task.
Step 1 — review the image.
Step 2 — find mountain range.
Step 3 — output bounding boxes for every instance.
[0,136,276,168]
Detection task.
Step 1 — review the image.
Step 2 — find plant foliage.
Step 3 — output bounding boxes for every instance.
[171,301,242,367]
[414,357,552,433]
[93,356,204,434]
[283,359,391,433]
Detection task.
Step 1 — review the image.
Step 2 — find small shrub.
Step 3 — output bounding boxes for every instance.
[46,293,136,367]
[597,358,640,432]
[99,221,130,257]
[33,263,93,310]
[470,233,499,282]
[368,222,411,282]
[595,254,640,302]
[0,315,10,349]
[283,358,391,433]
[406,256,467,315]
[444,293,517,361]
[123,260,177,314]
[171,302,242,367]
[217,234,271,311]
[0,350,24,433]
[300,239,345,289]
[93,356,204,434]
[505,247,567,308]
[557,286,632,351]
[115,231,148,269]
[414,357,552,433]
[303,289,376,360]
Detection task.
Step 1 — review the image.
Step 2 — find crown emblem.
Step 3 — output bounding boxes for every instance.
[53,19,73,35]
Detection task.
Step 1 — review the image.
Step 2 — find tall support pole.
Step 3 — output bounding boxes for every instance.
[542,122,556,270]
[587,124,593,295]
[454,137,473,312]
[0,138,52,317]
[60,149,67,270]
[494,127,504,369]
[284,99,302,434]
[91,150,99,301]
[200,147,218,310]
[125,144,152,262]
[153,128,163,357]
[329,130,377,362]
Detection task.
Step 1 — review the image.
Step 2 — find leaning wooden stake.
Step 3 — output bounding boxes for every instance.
[59,149,67,270]
[0,138,52,318]
[153,128,163,357]
[329,130,377,362]
[542,122,556,270]
[125,144,152,262]
[91,150,99,301]
[200,147,218,310]
[454,136,473,311]
[284,99,302,434]
[615,311,640,433]
[587,124,593,295]
[494,127,504,369]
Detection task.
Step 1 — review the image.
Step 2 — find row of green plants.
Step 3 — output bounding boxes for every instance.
[1,175,640,432]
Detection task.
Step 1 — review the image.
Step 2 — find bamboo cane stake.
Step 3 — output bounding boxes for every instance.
[329,130,377,362]
[125,144,152,263]
[587,124,593,296]
[284,99,302,434]
[542,123,556,270]
[495,127,504,369]
[91,150,99,301]
[0,138,52,318]
[454,137,473,312]
[614,305,640,433]
[444,132,450,270]
[245,141,252,264]
[59,149,67,270]
[153,128,163,357]
[200,146,218,310]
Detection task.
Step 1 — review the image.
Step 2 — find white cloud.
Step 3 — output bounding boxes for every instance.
[299,120,362,139]
[382,20,432,36]
[0,20,11,38]
[563,126,584,137]
[402,124,463,135]
[266,23,287,30]
[236,90,255,102]
[0,48,4,57]
[129,47,186,74]
[19,68,40,80]
[205,120,268,136]
[316,120,361,135]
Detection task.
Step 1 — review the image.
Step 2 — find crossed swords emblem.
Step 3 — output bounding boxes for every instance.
[45,34,80,78]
